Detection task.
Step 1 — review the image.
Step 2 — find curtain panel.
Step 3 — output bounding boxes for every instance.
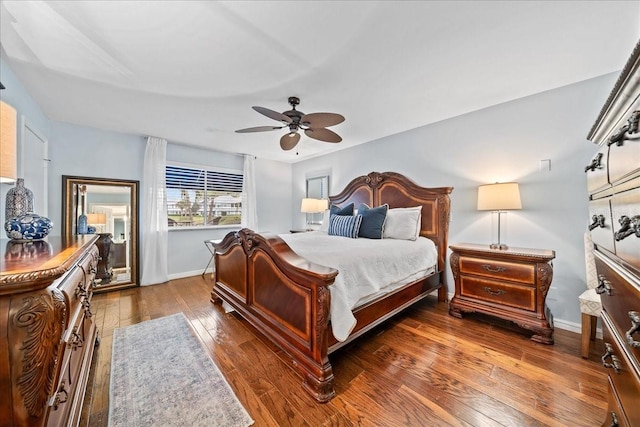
[141,136,169,285]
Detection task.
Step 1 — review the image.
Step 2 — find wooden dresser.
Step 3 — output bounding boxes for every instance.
[0,235,99,427]
[449,243,556,344]
[585,40,640,427]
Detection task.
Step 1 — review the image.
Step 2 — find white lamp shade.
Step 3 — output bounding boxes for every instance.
[86,213,107,225]
[0,101,17,183]
[477,182,522,211]
[316,199,328,211]
[301,198,328,213]
[301,198,316,213]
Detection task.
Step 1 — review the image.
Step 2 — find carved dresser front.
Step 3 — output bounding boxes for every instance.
[0,235,99,427]
[585,39,640,427]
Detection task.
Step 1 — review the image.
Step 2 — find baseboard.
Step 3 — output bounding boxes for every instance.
[168,269,213,281]
[553,318,603,339]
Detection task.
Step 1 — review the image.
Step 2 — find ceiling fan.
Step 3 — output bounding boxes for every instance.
[235,96,345,151]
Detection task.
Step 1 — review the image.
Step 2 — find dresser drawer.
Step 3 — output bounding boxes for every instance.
[604,377,630,427]
[595,254,640,362]
[608,133,640,186]
[459,256,535,285]
[588,197,616,255]
[602,315,640,427]
[459,276,535,311]
[57,267,87,323]
[585,145,610,193]
[611,187,640,272]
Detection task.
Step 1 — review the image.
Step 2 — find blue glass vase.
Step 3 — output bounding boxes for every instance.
[78,213,88,234]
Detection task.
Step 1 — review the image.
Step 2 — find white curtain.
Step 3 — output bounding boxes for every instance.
[241,154,258,230]
[141,136,169,286]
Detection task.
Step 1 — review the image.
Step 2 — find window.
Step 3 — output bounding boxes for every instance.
[166,164,243,228]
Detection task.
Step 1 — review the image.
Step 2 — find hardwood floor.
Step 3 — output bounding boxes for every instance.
[82,276,607,426]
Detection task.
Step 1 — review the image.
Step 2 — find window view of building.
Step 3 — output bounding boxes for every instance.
[166,164,243,227]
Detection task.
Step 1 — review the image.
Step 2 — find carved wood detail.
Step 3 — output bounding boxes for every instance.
[14,289,66,417]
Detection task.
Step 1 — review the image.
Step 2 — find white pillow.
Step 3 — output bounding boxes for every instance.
[382,206,422,240]
[320,209,331,232]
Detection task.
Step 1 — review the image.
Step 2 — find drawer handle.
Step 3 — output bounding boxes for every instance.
[83,299,94,318]
[607,110,640,146]
[53,381,68,410]
[601,343,621,374]
[595,275,612,296]
[481,264,506,273]
[607,124,629,146]
[614,215,640,241]
[89,266,97,274]
[587,214,605,231]
[626,311,640,349]
[75,283,87,298]
[70,326,84,350]
[584,152,603,172]
[482,286,506,296]
[609,411,619,427]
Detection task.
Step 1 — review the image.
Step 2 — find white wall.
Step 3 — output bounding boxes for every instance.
[292,73,619,330]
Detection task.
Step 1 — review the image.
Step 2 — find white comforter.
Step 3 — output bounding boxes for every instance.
[280,232,438,342]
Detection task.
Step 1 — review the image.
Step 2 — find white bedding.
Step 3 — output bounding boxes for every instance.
[280,231,438,342]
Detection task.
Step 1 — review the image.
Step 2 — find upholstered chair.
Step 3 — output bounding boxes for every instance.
[579,231,601,358]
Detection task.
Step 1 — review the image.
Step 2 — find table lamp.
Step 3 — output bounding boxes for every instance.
[477,182,522,250]
[301,198,328,230]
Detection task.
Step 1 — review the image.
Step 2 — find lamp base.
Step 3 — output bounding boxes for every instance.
[490,243,509,250]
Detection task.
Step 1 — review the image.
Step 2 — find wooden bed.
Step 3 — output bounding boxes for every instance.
[211,171,452,402]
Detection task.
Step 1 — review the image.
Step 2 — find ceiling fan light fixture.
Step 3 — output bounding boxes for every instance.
[237,96,344,151]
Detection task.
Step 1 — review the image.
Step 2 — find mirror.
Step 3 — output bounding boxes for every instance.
[62,176,139,291]
[306,175,329,199]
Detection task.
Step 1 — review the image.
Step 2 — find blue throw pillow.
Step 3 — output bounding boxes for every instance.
[330,203,354,216]
[357,203,388,239]
[328,214,362,238]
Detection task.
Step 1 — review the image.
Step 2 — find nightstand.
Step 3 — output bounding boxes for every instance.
[449,243,556,344]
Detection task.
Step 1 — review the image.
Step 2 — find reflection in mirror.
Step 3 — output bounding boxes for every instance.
[62,176,139,292]
[306,175,329,199]
[306,175,329,228]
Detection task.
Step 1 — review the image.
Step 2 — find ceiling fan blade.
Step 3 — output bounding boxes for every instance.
[253,106,293,124]
[280,132,301,150]
[301,112,345,128]
[235,125,284,133]
[304,128,342,143]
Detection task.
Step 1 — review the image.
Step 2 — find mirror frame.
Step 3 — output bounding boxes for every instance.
[62,175,140,290]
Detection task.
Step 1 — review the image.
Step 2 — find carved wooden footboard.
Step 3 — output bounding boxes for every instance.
[212,229,338,401]
[211,172,452,402]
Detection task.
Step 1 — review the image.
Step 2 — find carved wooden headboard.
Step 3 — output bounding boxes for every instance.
[329,171,453,272]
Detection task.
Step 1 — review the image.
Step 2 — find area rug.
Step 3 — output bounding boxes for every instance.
[108,313,254,427]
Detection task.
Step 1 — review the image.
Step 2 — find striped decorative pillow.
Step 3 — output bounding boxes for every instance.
[328,214,363,238]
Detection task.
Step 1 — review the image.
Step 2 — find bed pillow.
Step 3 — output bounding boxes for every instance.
[330,203,354,216]
[357,203,388,239]
[328,214,363,238]
[382,206,422,240]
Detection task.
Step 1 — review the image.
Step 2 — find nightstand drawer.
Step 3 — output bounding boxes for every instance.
[459,256,535,285]
[460,276,535,311]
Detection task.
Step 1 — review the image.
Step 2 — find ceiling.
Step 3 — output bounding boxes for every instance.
[1,1,638,163]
